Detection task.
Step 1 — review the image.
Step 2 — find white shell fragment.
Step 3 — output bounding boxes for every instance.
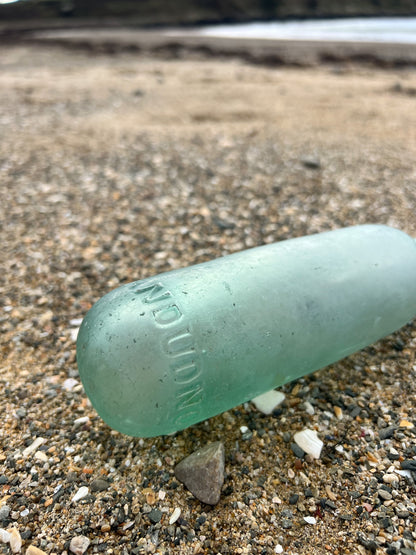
[252,390,285,415]
[71,486,89,503]
[294,429,323,459]
[169,507,181,525]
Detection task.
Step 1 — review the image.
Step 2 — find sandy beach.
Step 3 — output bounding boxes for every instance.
[1,32,416,554]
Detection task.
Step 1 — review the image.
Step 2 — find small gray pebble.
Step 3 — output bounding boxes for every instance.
[379,425,397,440]
[281,518,293,529]
[90,478,109,492]
[281,509,293,518]
[378,489,392,500]
[0,504,10,520]
[147,508,162,524]
[291,443,305,458]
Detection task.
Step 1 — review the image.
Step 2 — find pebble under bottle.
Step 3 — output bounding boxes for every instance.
[76,224,416,437]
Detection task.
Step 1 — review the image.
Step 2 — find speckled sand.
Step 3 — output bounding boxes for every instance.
[1,40,416,554]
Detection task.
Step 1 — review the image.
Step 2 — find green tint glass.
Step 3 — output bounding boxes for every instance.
[77,225,416,437]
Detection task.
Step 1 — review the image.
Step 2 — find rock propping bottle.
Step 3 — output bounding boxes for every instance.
[76,225,416,437]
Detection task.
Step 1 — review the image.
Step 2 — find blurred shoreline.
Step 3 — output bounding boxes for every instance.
[2,24,416,69]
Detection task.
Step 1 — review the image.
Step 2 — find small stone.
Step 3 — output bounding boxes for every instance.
[169,507,181,525]
[401,460,416,471]
[383,473,398,485]
[275,545,284,554]
[294,429,323,459]
[281,518,292,529]
[63,378,79,391]
[379,425,397,440]
[26,546,48,555]
[0,529,10,544]
[9,528,22,553]
[304,516,317,525]
[34,451,48,463]
[379,516,393,529]
[303,401,315,415]
[90,479,109,492]
[289,494,299,505]
[22,438,45,458]
[69,535,90,555]
[0,476,8,485]
[399,419,414,428]
[74,416,90,426]
[301,156,321,169]
[333,406,343,419]
[0,505,10,520]
[174,442,225,505]
[147,509,162,524]
[71,486,89,503]
[378,489,392,501]
[291,443,305,459]
[252,390,285,415]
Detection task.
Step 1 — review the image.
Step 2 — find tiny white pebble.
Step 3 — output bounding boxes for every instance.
[158,490,166,501]
[71,486,89,503]
[275,544,284,554]
[240,426,249,434]
[304,516,317,525]
[34,450,48,462]
[272,496,282,504]
[303,401,315,415]
[70,318,83,326]
[74,416,90,426]
[252,389,285,415]
[169,507,181,525]
[63,378,79,391]
[0,529,10,544]
[20,508,29,517]
[70,328,79,342]
[288,468,295,479]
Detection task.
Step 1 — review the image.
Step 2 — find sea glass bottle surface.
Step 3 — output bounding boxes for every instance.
[76,225,416,437]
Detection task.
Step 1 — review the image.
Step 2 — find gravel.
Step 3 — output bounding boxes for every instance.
[1,40,416,554]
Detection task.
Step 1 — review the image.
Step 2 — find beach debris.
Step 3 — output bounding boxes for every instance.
[69,535,90,555]
[294,429,323,459]
[252,389,285,414]
[169,507,181,525]
[71,486,89,503]
[175,442,225,505]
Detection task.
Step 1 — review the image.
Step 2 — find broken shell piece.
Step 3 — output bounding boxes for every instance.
[252,390,285,415]
[294,429,323,459]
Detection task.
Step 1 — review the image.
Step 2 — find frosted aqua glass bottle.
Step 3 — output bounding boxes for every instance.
[76,225,416,437]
